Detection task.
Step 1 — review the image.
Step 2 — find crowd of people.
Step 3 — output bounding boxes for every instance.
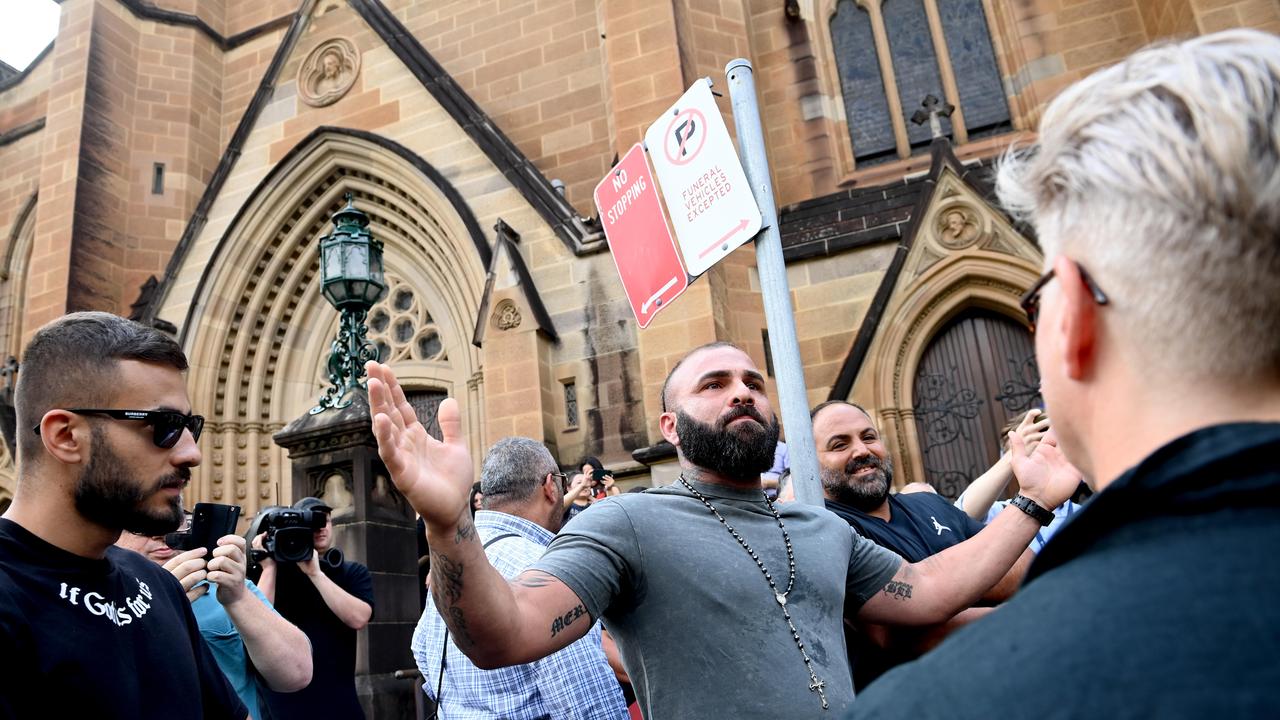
[0,28,1277,720]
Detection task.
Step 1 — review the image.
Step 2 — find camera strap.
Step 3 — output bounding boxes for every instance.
[429,532,518,720]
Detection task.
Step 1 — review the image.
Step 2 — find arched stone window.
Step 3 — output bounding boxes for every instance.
[368,273,449,365]
[829,0,1011,164]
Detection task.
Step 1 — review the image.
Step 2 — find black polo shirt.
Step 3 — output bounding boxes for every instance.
[825,492,985,562]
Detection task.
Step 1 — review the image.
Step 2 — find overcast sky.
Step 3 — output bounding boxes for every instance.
[0,0,59,71]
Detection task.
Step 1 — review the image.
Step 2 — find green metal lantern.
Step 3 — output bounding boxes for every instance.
[312,194,388,414]
[319,197,387,310]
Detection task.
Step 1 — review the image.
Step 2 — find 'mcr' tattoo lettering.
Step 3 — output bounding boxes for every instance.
[883,581,913,601]
[549,604,587,637]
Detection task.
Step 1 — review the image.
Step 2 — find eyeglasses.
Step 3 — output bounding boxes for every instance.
[33,408,205,449]
[1020,261,1110,332]
[548,471,569,493]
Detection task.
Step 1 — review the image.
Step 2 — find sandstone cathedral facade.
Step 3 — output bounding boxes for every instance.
[0,0,1273,512]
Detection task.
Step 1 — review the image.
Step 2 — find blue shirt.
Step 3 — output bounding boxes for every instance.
[412,511,628,720]
[954,491,1081,553]
[192,580,279,720]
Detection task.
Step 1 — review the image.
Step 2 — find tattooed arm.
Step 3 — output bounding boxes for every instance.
[857,509,1042,625]
[368,362,593,668]
[858,428,1082,625]
[425,528,594,668]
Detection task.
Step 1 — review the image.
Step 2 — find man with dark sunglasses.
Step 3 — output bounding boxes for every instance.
[0,312,247,718]
[855,30,1280,718]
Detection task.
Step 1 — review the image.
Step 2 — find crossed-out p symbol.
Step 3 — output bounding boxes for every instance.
[664,108,706,167]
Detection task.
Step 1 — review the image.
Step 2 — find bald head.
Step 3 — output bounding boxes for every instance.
[660,341,745,413]
[658,343,779,483]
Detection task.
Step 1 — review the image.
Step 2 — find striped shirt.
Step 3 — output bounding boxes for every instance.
[412,511,628,720]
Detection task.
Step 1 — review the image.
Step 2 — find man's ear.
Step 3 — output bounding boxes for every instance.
[1052,256,1100,382]
[658,411,681,448]
[38,410,90,466]
[541,474,558,504]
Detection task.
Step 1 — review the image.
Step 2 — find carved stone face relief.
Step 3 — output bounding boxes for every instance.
[298,38,360,108]
[937,207,979,249]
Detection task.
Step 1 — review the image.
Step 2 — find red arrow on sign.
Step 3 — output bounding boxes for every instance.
[593,143,689,328]
[697,219,751,259]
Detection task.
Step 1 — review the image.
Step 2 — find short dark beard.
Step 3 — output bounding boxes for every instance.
[75,426,188,535]
[820,453,894,512]
[676,407,780,482]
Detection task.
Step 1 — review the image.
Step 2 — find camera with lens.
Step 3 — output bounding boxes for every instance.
[247,506,339,565]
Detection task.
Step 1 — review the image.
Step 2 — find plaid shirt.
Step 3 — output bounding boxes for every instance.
[412,511,628,720]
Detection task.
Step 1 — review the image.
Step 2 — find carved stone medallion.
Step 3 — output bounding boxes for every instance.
[935,205,980,250]
[493,299,523,331]
[298,38,360,108]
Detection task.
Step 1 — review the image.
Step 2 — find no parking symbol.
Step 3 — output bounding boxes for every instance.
[644,80,762,276]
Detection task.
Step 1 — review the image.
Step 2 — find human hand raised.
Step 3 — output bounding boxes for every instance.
[1011,410,1050,456]
[163,547,211,603]
[1007,428,1082,511]
[208,535,248,606]
[567,473,590,497]
[366,361,474,531]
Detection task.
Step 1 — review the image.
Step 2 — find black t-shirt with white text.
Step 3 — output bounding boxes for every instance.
[0,518,246,719]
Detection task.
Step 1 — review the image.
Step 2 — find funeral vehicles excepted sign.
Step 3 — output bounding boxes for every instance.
[644,79,763,276]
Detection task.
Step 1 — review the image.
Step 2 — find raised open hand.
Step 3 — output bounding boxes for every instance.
[1008,428,1082,511]
[366,361,474,530]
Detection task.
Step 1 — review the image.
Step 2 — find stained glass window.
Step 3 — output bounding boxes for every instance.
[564,381,578,429]
[937,0,1011,137]
[829,0,1009,163]
[883,0,951,149]
[831,0,897,164]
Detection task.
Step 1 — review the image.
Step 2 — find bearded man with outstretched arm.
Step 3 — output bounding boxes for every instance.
[366,343,1079,718]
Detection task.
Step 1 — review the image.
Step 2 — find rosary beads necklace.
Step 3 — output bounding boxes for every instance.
[677,475,828,710]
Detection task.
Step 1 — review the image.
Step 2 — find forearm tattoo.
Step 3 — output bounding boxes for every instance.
[882,580,913,601]
[454,511,476,545]
[446,606,474,650]
[550,604,587,637]
[430,550,465,606]
[430,550,475,646]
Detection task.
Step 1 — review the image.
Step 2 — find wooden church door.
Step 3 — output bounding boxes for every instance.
[911,308,1041,499]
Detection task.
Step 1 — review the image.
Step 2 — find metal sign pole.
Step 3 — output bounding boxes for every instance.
[725,58,823,507]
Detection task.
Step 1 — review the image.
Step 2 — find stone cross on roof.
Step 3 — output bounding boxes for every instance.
[911,94,955,139]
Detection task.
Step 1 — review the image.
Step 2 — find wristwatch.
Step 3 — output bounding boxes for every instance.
[1009,494,1055,526]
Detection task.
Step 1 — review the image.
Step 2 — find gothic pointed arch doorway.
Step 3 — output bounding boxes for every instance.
[168,130,489,518]
[911,307,1040,498]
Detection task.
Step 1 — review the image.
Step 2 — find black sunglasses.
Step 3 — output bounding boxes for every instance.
[548,471,570,493]
[1019,262,1110,332]
[33,408,205,449]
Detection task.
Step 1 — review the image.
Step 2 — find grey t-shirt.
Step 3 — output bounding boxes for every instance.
[531,479,902,719]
